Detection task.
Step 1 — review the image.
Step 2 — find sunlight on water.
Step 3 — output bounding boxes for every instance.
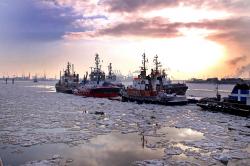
[0,132,164,166]
[157,127,204,141]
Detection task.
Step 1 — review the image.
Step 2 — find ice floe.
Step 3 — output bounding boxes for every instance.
[0,81,249,165]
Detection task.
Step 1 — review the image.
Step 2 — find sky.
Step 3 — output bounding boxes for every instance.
[0,0,250,79]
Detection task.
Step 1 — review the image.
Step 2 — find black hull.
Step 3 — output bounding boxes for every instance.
[56,87,73,94]
[197,100,250,117]
[55,84,74,94]
[122,96,187,106]
[164,84,188,95]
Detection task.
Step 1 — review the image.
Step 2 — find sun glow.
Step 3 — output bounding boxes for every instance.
[166,37,225,72]
[138,36,225,77]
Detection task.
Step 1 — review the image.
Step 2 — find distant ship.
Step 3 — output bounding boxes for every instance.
[121,53,188,105]
[197,83,250,116]
[55,62,79,94]
[33,75,38,83]
[74,54,122,98]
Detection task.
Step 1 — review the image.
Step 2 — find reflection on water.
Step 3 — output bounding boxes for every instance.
[0,127,204,166]
[245,144,250,153]
[155,127,204,141]
[0,132,164,166]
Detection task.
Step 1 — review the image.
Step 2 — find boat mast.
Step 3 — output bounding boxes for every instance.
[153,55,161,75]
[141,53,148,79]
[66,62,71,75]
[95,54,100,71]
[95,54,101,84]
[59,71,61,84]
[108,63,112,76]
[72,64,74,74]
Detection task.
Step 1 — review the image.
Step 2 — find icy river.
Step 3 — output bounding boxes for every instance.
[0,81,249,166]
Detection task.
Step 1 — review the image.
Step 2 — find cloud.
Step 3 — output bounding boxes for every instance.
[0,0,108,43]
[189,17,250,54]
[207,0,250,14]
[102,0,250,14]
[64,16,250,40]
[236,63,250,76]
[3,0,247,43]
[97,17,182,38]
[1,1,249,55]
[102,0,180,13]
[227,55,247,66]
[63,17,184,40]
[0,0,81,42]
[204,17,250,69]
[187,17,250,30]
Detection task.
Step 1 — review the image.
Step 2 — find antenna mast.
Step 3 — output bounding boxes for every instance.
[95,54,100,71]
[108,63,112,76]
[153,54,162,74]
[141,53,148,78]
[95,53,101,84]
[66,62,71,75]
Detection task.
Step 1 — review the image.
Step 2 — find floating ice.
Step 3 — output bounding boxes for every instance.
[164,146,183,155]
[133,159,165,166]
[0,81,249,165]
[21,155,63,166]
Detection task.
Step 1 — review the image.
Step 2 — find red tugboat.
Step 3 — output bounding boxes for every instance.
[74,54,122,98]
[121,53,188,105]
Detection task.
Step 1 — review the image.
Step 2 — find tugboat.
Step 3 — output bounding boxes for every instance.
[74,54,122,98]
[55,62,79,94]
[121,53,188,105]
[197,83,250,116]
[152,55,188,95]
